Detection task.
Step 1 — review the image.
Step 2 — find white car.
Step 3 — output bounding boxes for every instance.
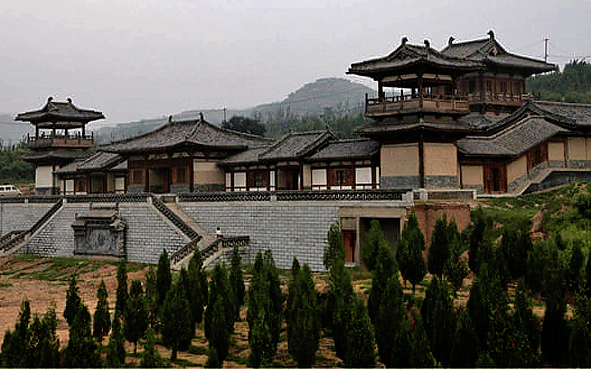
[0,185,22,197]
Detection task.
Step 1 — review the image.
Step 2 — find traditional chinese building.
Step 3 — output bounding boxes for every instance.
[16,97,104,195]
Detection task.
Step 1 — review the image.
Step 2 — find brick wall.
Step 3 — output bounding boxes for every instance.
[180,201,340,271]
[0,203,54,236]
[412,202,471,247]
[26,202,188,264]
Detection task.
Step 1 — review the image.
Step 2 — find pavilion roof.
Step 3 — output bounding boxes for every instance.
[16,97,105,126]
[347,39,481,79]
[440,31,555,75]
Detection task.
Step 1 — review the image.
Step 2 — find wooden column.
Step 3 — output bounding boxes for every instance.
[189,153,194,192]
[378,81,384,102]
[418,74,424,110]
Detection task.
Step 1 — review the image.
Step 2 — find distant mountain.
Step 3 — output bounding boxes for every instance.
[94,77,376,143]
[0,114,32,147]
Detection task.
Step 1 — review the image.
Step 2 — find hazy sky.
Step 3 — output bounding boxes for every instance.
[1,0,590,126]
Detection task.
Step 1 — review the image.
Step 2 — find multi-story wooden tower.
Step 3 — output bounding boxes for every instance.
[347,31,555,191]
[16,97,104,194]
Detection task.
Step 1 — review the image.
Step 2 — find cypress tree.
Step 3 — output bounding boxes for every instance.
[204,263,234,365]
[444,232,468,294]
[25,307,60,368]
[229,243,245,321]
[541,273,570,366]
[179,267,196,335]
[64,275,81,326]
[344,298,376,368]
[449,309,479,367]
[586,254,591,298]
[144,265,159,328]
[156,248,172,308]
[63,303,101,367]
[105,313,126,367]
[124,279,149,354]
[467,263,493,350]
[569,294,591,367]
[140,326,162,368]
[93,279,111,341]
[428,216,451,277]
[375,275,409,367]
[264,250,283,352]
[512,280,541,367]
[420,274,440,341]
[115,260,128,316]
[430,278,456,367]
[361,219,387,271]
[188,248,208,324]
[367,238,397,323]
[161,280,193,361]
[287,264,320,367]
[401,214,427,295]
[567,242,584,293]
[468,206,488,273]
[410,309,435,367]
[324,222,345,271]
[326,257,354,360]
[248,251,281,367]
[0,299,31,367]
[286,257,301,326]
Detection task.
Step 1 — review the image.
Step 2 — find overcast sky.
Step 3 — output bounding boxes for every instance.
[1,0,590,126]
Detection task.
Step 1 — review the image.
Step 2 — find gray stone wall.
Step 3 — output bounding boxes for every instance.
[424,175,459,189]
[381,176,420,189]
[549,160,566,168]
[195,184,225,192]
[35,187,54,196]
[567,160,591,169]
[170,184,190,193]
[179,201,340,271]
[0,203,53,236]
[127,185,144,193]
[26,202,187,264]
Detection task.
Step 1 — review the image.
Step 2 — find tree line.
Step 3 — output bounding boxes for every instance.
[527,59,591,104]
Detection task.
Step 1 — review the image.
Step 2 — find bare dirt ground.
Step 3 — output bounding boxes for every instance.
[0,255,549,368]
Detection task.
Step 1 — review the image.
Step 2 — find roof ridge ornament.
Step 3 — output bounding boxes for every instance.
[488,30,495,40]
[401,37,408,46]
[448,36,455,46]
[199,112,204,122]
[424,39,430,48]
[67,97,72,104]
[47,96,53,103]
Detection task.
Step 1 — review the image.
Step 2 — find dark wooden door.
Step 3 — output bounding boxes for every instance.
[484,164,507,193]
[343,230,356,262]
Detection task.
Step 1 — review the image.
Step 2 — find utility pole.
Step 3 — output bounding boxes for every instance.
[223,107,227,123]
[544,37,549,63]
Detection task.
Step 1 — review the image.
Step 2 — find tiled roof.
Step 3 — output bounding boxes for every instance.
[348,42,481,77]
[307,139,380,161]
[457,116,568,156]
[220,147,268,165]
[22,149,90,161]
[355,116,474,136]
[529,101,591,128]
[440,33,555,74]
[16,97,105,124]
[56,151,123,174]
[101,118,272,154]
[258,130,335,161]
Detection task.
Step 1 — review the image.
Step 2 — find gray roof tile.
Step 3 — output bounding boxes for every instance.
[458,116,568,156]
[307,139,379,161]
[16,97,104,123]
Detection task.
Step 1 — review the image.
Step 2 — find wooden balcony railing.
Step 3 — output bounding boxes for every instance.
[466,92,533,105]
[365,94,469,117]
[27,133,94,149]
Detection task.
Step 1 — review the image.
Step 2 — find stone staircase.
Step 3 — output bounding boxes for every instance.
[156,200,240,270]
[0,199,64,256]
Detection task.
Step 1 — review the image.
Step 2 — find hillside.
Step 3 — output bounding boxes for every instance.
[94,78,375,143]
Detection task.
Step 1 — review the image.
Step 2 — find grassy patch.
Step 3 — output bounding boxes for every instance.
[0,282,12,288]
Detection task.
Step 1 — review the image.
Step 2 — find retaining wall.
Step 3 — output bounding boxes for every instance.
[26,201,188,264]
[0,202,54,236]
[180,201,340,271]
